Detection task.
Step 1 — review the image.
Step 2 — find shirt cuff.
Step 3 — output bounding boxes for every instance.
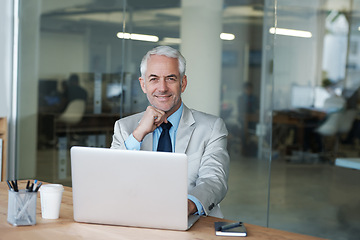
[124,133,141,150]
[188,194,205,216]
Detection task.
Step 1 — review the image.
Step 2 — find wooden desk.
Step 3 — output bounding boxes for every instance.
[0,181,325,240]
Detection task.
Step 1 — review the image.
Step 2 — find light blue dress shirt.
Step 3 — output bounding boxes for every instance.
[124,103,204,215]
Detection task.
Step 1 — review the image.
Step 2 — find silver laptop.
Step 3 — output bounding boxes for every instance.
[70,146,200,230]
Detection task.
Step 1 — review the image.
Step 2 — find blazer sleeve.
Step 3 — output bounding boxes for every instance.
[187,117,230,216]
[110,112,145,150]
[110,120,128,150]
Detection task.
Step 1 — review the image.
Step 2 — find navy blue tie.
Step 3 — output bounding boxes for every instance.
[157,122,172,152]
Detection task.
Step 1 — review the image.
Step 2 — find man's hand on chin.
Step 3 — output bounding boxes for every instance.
[133,106,167,142]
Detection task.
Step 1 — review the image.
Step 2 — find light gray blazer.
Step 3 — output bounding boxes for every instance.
[111,104,230,217]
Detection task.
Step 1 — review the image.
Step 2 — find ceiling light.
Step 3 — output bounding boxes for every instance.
[117,32,131,39]
[220,33,235,40]
[116,32,159,42]
[269,27,312,38]
[162,37,182,45]
[358,26,360,31]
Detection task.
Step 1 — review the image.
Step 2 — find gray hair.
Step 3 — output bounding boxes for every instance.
[140,46,186,79]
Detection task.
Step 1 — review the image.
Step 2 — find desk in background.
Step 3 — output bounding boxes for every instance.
[272,109,326,156]
[37,113,121,184]
[0,181,325,240]
[38,112,121,147]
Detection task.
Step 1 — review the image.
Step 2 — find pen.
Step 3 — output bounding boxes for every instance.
[28,183,34,192]
[6,180,13,191]
[220,221,243,231]
[11,180,18,192]
[34,182,42,192]
[33,180,38,191]
[26,180,30,190]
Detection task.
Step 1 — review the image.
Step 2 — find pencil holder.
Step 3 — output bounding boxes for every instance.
[7,190,37,226]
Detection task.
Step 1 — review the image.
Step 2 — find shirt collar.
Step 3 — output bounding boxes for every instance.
[166,102,183,131]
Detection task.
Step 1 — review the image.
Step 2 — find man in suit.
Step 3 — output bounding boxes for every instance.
[111,46,230,218]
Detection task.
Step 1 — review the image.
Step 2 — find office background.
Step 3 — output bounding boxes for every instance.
[0,0,359,239]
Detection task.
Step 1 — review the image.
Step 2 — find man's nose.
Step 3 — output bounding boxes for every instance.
[158,79,168,91]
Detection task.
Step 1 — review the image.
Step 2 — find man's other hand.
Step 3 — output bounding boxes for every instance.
[188,199,197,216]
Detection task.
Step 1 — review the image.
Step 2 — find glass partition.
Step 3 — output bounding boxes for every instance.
[219,0,275,227]
[17,0,273,226]
[270,0,360,239]
[17,0,129,185]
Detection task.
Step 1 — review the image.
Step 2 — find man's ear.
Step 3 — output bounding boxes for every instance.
[139,77,147,93]
[181,75,187,93]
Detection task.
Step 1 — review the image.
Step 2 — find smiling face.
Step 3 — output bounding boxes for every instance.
[139,55,187,116]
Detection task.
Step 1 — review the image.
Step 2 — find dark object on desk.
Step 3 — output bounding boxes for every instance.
[38,80,60,106]
[215,221,247,236]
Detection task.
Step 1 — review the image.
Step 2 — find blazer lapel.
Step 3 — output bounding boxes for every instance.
[175,104,195,153]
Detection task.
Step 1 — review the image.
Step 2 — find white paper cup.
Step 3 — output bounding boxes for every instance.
[39,184,64,219]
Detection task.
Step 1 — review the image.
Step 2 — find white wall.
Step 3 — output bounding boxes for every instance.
[180,0,223,116]
[0,0,13,180]
[0,0,12,118]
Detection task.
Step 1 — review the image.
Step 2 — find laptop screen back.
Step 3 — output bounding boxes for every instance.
[70,146,189,230]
